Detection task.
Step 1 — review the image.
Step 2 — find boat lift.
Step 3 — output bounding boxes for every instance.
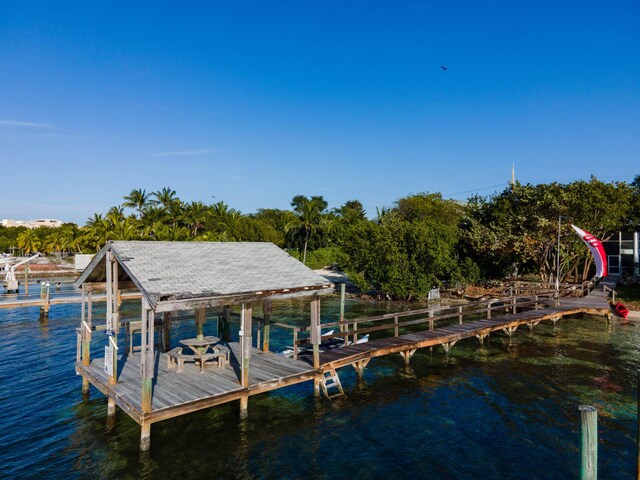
[3,253,40,293]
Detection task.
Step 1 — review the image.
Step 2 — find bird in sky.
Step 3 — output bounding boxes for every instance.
[440,65,448,70]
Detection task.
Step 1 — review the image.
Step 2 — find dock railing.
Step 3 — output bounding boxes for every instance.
[289,291,558,356]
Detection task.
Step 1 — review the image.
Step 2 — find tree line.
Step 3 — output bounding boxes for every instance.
[2,177,639,300]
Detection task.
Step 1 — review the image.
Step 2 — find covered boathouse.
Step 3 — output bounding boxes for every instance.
[74,241,334,450]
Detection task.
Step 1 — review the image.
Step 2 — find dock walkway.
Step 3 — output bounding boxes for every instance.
[77,280,613,427]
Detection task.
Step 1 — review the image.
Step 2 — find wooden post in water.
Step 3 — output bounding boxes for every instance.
[24,264,28,295]
[262,300,271,352]
[487,301,492,319]
[579,405,598,480]
[195,307,206,340]
[239,303,252,419]
[40,283,50,320]
[458,306,463,324]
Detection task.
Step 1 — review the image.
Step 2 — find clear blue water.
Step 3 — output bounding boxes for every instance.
[0,289,638,479]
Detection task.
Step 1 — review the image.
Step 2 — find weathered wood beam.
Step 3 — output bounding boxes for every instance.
[262,300,271,352]
[153,285,334,313]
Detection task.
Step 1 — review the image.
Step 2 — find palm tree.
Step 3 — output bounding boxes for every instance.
[152,187,178,209]
[185,201,207,237]
[85,214,112,252]
[122,188,149,215]
[287,195,328,264]
[17,229,40,255]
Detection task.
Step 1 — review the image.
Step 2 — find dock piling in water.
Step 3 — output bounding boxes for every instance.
[579,405,598,480]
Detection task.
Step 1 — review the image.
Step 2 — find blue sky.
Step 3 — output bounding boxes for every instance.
[1,1,639,224]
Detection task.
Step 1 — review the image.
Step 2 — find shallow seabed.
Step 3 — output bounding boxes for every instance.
[0,296,638,479]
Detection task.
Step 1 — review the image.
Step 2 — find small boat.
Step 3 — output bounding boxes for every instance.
[614,302,629,319]
[277,330,369,357]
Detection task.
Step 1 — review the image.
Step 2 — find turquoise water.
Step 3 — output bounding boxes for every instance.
[0,294,638,479]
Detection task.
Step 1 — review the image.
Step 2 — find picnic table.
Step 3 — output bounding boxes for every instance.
[167,336,229,372]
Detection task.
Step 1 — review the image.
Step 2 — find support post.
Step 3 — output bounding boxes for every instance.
[579,405,598,480]
[40,283,50,319]
[394,315,399,337]
[262,300,271,352]
[195,307,205,340]
[487,301,492,319]
[476,333,489,344]
[140,301,154,413]
[240,304,252,388]
[352,359,370,379]
[339,283,346,333]
[239,396,249,420]
[458,306,463,324]
[163,312,172,351]
[140,422,151,451]
[24,264,29,295]
[399,349,416,369]
[81,285,92,395]
[313,378,321,397]
[222,305,231,341]
[310,295,321,369]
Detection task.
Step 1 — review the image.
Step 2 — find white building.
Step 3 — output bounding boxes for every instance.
[2,218,63,229]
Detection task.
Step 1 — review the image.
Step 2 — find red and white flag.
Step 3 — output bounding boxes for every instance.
[571,225,608,278]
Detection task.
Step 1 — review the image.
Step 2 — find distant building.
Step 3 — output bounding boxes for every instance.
[2,218,63,229]
[603,231,639,281]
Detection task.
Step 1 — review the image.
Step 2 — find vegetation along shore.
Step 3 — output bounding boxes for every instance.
[2,176,639,301]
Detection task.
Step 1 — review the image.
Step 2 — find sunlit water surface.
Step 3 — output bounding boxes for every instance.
[0,292,638,479]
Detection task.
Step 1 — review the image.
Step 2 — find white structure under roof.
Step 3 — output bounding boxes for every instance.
[2,218,63,228]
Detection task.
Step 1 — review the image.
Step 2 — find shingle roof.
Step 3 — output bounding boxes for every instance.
[76,241,333,309]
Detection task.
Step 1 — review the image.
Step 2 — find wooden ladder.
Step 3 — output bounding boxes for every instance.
[320,368,345,399]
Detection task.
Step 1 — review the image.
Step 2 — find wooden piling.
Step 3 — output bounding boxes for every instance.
[141,302,154,413]
[579,405,598,480]
[240,304,253,388]
[262,300,271,352]
[310,295,321,368]
[24,264,29,295]
[339,283,346,333]
[239,396,249,419]
[140,423,151,451]
[39,283,50,320]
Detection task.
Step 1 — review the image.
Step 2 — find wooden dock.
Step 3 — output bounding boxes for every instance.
[76,280,614,436]
[0,291,142,309]
[77,343,317,424]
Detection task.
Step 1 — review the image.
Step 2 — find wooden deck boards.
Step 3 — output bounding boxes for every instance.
[77,341,316,423]
[77,282,613,426]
